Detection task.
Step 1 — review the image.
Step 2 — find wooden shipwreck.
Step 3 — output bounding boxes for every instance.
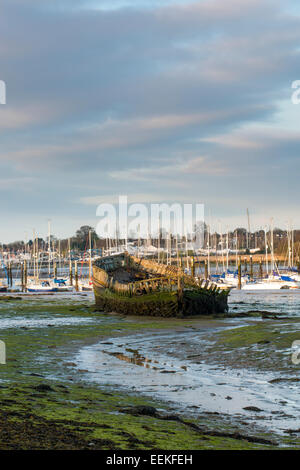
[93,253,229,317]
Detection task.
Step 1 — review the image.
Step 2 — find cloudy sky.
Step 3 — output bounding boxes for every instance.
[0,0,300,242]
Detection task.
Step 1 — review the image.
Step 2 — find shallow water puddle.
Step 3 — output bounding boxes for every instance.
[0,316,94,329]
[0,292,95,330]
[229,289,300,317]
[75,330,300,435]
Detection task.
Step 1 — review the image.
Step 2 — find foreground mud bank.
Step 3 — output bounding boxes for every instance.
[0,294,299,449]
[0,381,278,450]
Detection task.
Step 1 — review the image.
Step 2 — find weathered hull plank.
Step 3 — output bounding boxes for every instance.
[93,254,229,317]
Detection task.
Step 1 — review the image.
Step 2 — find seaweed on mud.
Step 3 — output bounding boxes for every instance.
[0,297,298,450]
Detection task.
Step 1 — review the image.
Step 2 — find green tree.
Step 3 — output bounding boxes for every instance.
[75,226,98,250]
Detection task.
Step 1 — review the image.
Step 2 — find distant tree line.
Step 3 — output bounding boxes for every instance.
[1,226,103,254]
[1,225,300,256]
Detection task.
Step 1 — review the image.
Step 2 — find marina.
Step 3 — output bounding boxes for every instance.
[1,221,300,295]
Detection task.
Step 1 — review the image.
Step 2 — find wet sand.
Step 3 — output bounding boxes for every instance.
[0,291,299,449]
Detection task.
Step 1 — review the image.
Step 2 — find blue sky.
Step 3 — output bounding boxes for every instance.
[0,0,300,242]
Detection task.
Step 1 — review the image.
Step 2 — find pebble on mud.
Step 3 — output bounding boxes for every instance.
[243,406,263,412]
[34,384,55,393]
[120,405,158,417]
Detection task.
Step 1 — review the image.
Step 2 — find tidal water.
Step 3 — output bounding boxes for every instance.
[73,290,300,436]
[230,289,300,317]
[1,290,300,439]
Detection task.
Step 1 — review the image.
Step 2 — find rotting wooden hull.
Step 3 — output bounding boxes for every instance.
[93,253,229,317]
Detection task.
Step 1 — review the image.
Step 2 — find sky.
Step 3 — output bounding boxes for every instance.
[1,0,300,242]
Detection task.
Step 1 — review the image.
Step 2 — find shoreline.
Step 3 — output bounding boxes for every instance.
[0,295,299,449]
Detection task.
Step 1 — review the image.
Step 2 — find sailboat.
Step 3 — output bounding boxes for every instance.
[52,278,73,292]
[78,230,93,291]
[27,231,58,293]
[242,222,299,290]
[27,280,58,293]
[242,274,298,290]
[0,251,9,292]
[221,270,249,287]
[284,268,300,283]
[278,225,300,282]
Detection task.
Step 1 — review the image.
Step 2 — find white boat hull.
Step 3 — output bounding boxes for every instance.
[27,285,58,293]
[242,281,299,290]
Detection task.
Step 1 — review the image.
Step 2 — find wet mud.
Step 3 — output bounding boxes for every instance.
[0,290,299,449]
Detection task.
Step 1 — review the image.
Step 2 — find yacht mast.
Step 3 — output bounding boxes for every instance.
[291,225,294,268]
[270,218,275,273]
[235,229,238,269]
[265,227,269,275]
[48,220,51,276]
[207,223,210,277]
[287,224,291,268]
[89,230,92,281]
[226,230,229,271]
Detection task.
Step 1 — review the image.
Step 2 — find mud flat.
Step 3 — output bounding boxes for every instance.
[0,293,299,449]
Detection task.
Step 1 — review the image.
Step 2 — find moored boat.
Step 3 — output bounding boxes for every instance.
[79,280,93,292]
[27,281,58,293]
[242,274,299,290]
[52,278,73,292]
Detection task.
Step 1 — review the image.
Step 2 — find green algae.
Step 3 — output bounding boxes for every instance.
[0,381,277,450]
[180,318,300,376]
[215,322,300,349]
[0,297,294,449]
